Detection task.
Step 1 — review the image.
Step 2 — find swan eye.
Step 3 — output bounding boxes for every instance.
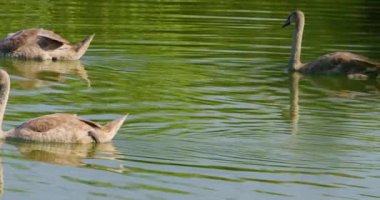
[290,14,296,23]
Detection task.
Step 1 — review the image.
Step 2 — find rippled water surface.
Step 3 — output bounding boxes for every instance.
[0,0,380,199]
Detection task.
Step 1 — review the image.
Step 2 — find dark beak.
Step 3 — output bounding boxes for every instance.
[282,20,291,28]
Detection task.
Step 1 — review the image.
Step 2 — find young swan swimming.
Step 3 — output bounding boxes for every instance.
[0,28,94,60]
[0,70,128,143]
[283,10,380,79]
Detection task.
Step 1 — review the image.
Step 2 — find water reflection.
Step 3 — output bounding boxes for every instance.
[4,60,90,88]
[308,76,380,97]
[8,141,119,167]
[288,72,380,135]
[0,141,3,198]
[289,72,301,135]
[0,0,380,199]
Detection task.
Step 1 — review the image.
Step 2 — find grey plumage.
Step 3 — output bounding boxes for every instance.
[283,10,380,79]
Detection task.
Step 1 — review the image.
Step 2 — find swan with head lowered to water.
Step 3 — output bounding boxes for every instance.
[0,28,94,60]
[0,69,127,143]
[283,10,380,79]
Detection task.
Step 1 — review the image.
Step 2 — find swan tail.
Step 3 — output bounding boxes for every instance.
[101,114,128,142]
[73,34,95,59]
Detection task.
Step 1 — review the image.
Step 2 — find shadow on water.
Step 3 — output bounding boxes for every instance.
[289,72,301,135]
[0,59,90,88]
[288,72,380,134]
[7,141,119,167]
[0,142,3,199]
[0,141,122,198]
[308,76,380,97]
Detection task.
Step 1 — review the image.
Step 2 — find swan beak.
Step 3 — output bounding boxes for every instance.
[282,20,291,28]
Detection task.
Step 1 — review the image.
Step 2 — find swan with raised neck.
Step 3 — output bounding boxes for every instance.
[283,10,380,79]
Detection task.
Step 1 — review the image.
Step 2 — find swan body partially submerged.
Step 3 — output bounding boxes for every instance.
[0,70,127,143]
[0,28,94,60]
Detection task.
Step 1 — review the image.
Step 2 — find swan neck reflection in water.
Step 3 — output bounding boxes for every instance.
[289,72,301,134]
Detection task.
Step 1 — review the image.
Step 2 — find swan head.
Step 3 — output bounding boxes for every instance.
[282,10,304,28]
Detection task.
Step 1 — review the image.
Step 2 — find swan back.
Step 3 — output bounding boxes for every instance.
[300,52,380,77]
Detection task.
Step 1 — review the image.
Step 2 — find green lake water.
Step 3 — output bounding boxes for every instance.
[0,0,379,199]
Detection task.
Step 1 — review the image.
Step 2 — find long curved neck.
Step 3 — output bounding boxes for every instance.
[0,72,10,138]
[289,13,305,71]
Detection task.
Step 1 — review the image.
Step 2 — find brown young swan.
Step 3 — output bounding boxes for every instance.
[283,10,380,79]
[0,28,94,60]
[0,70,128,143]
